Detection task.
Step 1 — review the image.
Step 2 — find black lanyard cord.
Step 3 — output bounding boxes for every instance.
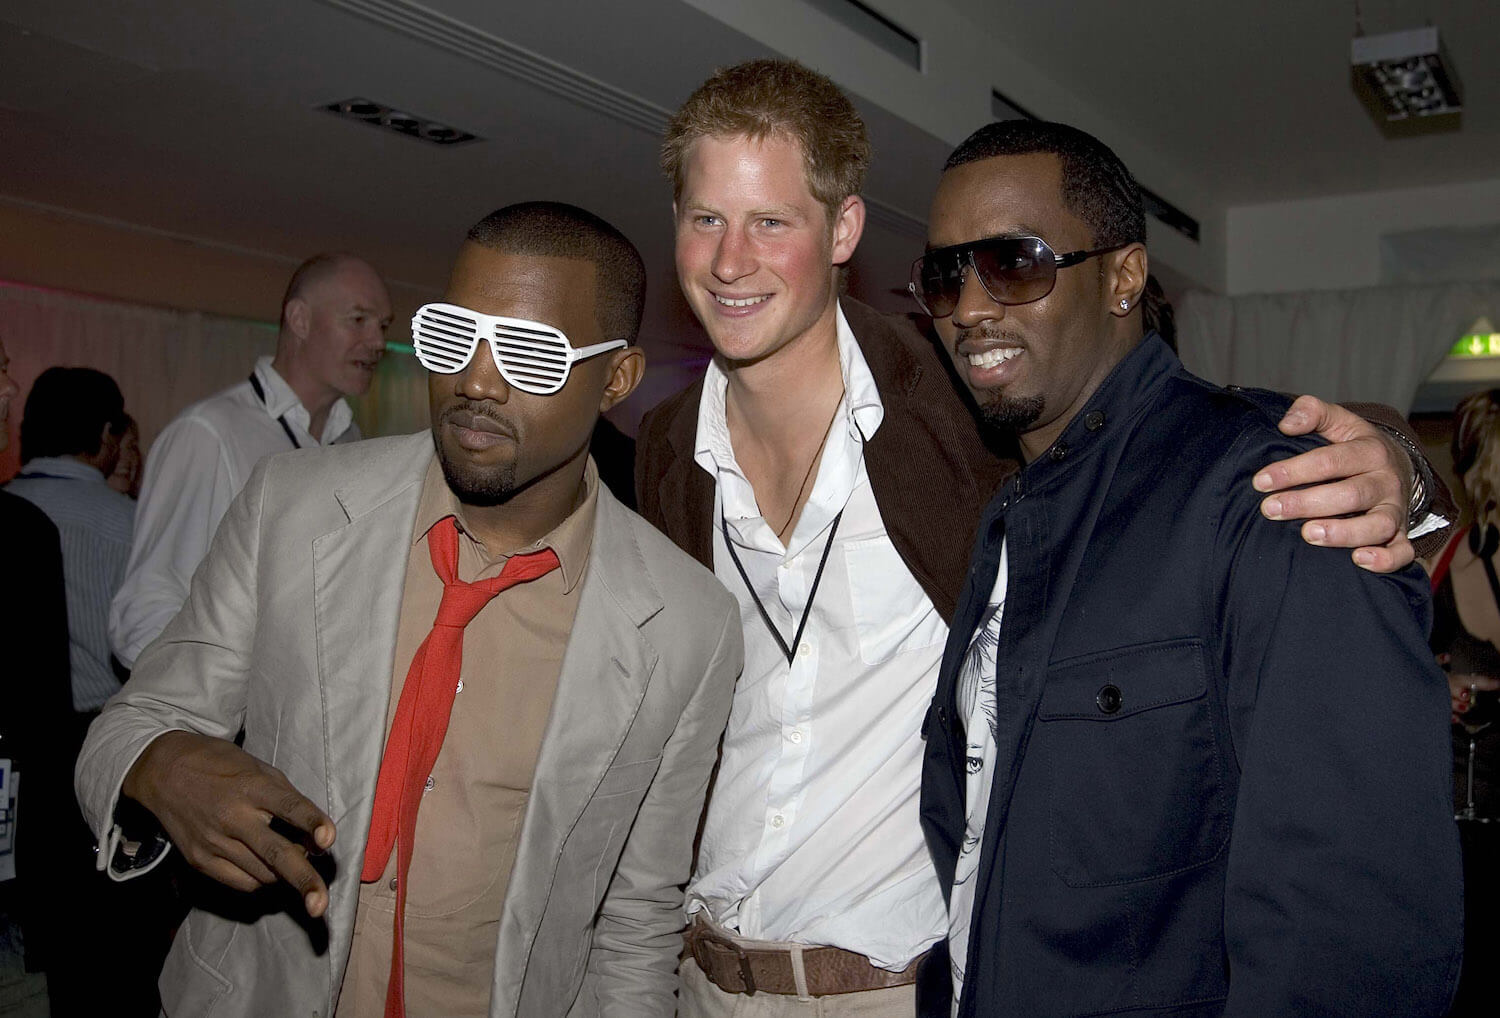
[247,373,304,450]
[722,510,843,667]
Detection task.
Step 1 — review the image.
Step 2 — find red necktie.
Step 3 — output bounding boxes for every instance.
[360,515,560,1018]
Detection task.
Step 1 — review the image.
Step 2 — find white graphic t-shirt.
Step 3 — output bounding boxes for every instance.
[948,541,1008,1014]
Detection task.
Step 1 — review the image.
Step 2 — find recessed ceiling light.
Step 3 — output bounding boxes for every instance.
[321,97,479,146]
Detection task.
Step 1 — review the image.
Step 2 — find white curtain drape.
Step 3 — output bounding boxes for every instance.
[1177,282,1500,413]
[0,282,430,480]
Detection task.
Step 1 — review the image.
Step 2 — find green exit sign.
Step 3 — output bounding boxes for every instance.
[1450,332,1500,358]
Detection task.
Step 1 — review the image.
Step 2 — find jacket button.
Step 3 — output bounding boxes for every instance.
[1225,384,1243,392]
[1084,410,1106,431]
[1050,443,1069,462]
[1096,684,1123,714]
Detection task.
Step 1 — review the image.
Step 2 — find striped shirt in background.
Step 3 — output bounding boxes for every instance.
[6,455,135,711]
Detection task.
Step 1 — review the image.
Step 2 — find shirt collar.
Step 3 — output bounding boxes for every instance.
[692,302,886,557]
[692,300,885,479]
[18,455,107,483]
[251,355,355,445]
[410,453,599,594]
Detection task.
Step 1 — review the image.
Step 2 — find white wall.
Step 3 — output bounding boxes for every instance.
[1227,176,1500,296]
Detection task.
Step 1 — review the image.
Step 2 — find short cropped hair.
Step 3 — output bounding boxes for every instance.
[279,253,367,328]
[466,202,646,345]
[944,121,1146,249]
[20,366,128,463]
[661,59,870,218]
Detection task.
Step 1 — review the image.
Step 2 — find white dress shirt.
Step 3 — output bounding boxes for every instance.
[6,456,136,711]
[108,357,358,667]
[686,304,950,970]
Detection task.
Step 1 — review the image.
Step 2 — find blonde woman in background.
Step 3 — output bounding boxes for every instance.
[1427,387,1500,1017]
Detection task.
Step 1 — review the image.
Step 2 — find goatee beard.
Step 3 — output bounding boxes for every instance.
[978,393,1045,434]
[434,441,517,507]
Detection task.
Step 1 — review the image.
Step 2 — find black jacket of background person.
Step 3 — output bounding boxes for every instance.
[0,489,72,969]
[922,333,1463,1018]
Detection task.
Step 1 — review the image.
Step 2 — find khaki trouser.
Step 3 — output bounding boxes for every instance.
[679,955,917,1018]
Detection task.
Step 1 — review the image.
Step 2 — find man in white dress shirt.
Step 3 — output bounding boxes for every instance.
[634,59,1435,1016]
[109,253,392,669]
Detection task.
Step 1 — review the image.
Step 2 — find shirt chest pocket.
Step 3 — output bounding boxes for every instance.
[1036,638,1231,887]
[843,536,948,665]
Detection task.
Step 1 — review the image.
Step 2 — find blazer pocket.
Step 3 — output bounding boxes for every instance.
[844,536,947,665]
[582,756,663,902]
[593,755,662,798]
[159,910,235,1014]
[1037,638,1230,887]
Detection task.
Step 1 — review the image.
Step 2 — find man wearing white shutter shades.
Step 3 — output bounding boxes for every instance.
[77,203,741,1017]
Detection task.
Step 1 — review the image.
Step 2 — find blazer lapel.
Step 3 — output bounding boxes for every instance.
[650,381,715,570]
[844,299,1017,624]
[491,489,664,1013]
[311,433,432,954]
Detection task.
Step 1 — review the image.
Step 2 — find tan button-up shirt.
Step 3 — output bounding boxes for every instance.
[336,457,598,1018]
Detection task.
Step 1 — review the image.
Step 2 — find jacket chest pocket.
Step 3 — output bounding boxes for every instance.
[1037,638,1230,887]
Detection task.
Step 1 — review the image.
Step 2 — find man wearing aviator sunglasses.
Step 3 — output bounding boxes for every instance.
[919,121,1461,1017]
[77,202,742,1018]
[909,234,1130,319]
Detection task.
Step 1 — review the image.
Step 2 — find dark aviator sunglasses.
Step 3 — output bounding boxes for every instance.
[908,234,1129,318]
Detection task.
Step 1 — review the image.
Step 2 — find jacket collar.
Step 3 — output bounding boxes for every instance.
[1004,331,1174,502]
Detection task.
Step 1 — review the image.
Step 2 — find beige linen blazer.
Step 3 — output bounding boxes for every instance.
[76,432,742,1017]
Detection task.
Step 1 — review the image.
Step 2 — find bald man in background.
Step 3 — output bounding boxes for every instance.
[110,253,392,669]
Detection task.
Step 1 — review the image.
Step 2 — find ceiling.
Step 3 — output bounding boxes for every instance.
[946,0,1499,206]
[1,0,1495,395]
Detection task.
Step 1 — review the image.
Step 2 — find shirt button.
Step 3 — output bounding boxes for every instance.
[456,678,464,694]
[388,876,398,891]
[424,775,436,792]
[797,642,811,657]
[1096,684,1123,714]
[788,729,804,744]
[770,814,786,829]
[1085,410,1106,431]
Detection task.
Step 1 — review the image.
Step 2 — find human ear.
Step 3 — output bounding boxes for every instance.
[599,346,645,412]
[830,195,865,266]
[1108,244,1148,317]
[285,297,311,339]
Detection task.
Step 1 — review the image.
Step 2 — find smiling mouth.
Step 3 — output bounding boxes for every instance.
[966,348,1022,369]
[714,294,769,308]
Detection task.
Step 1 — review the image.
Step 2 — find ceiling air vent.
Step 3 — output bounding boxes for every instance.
[321,98,478,146]
[803,0,922,70]
[989,89,1200,244]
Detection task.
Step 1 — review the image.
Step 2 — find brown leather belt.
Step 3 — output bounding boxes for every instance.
[684,916,925,997]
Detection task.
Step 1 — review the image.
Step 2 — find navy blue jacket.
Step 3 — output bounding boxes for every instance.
[920,335,1463,1017]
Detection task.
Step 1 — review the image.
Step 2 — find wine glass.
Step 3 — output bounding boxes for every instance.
[1456,682,1499,822]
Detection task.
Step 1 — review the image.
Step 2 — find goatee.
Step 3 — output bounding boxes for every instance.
[978,393,1045,434]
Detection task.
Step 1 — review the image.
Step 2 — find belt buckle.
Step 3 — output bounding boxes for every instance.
[728,940,757,996]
